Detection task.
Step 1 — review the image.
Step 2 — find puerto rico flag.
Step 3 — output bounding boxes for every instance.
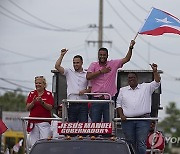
[139,7,180,35]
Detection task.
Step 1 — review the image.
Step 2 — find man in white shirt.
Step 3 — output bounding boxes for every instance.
[55,48,91,123]
[116,63,161,154]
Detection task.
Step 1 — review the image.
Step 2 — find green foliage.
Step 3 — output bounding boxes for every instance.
[158,102,180,149]
[0,89,26,111]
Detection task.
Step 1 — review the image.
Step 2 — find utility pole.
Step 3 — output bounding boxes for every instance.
[98,0,103,49]
[0,106,2,153]
[87,0,112,49]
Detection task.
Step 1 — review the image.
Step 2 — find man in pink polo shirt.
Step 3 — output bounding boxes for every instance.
[86,40,135,123]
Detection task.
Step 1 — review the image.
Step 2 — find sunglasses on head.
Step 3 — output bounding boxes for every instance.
[35,76,44,79]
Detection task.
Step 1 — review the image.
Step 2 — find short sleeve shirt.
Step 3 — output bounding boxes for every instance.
[64,68,90,100]
[87,59,123,98]
[26,90,54,121]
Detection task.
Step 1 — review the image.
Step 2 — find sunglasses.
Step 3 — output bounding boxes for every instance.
[35,76,44,79]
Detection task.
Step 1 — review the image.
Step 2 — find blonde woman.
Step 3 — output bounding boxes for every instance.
[26,76,54,147]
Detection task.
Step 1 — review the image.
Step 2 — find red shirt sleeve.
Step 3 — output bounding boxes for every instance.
[46,91,54,106]
[26,91,37,104]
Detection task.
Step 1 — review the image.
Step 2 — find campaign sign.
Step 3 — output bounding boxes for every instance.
[57,122,112,134]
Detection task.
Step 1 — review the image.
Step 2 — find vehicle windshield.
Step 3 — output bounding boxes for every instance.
[30,140,130,154]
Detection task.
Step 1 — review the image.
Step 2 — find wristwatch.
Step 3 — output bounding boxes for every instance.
[129,46,133,49]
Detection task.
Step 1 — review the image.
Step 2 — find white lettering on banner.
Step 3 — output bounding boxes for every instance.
[58,123,83,129]
[61,129,108,134]
[84,123,112,128]
[58,122,112,134]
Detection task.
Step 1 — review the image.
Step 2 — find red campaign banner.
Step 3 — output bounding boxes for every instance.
[58,122,112,134]
[0,119,8,135]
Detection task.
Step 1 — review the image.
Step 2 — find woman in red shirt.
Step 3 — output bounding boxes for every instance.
[26,76,54,148]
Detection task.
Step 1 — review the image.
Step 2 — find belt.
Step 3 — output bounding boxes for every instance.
[128,113,150,118]
[69,102,87,105]
[98,95,105,100]
[94,95,113,100]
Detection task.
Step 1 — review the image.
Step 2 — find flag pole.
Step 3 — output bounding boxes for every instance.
[133,32,139,41]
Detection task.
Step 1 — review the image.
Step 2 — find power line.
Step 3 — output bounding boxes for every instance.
[139,37,180,56]
[0,4,48,29]
[8,0,89,32]
[102,27,146,69]
[0,46,44,59]
[118,0,143,23]
[106,0,136,33]
[113,27,149,64]
[0,76,52,87]
[8,0,69,30]
[0,3,90,32]
[105,0,180,56]
[0,59,42,65]
[163,88,180,95]
[162,72,180,81]
[0,86,29,93]
[111,44,144,69]
[0,46,56,65]
[0,78,32,90]
[0,45,92,65]
[132,0,149,13]
[0,77,32,83]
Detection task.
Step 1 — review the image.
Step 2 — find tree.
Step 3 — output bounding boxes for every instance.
[158,102,180,151]
[0,89,26,111]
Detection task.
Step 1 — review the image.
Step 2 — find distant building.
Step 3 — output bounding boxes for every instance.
[2,111,29,131]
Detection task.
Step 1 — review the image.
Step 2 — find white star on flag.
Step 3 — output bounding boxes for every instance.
[155,17,172,24]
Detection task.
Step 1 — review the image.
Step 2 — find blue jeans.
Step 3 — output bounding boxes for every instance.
[121,120,150,154]
[68,103,88,122]
[90,96,110,122]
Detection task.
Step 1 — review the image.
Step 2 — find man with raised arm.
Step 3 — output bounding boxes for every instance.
[116,63,161,154]
[86,40,135,123]
[55,49,91,123]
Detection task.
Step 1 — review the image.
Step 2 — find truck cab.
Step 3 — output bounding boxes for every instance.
[29,137,132,154]
[51,69,163,118]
